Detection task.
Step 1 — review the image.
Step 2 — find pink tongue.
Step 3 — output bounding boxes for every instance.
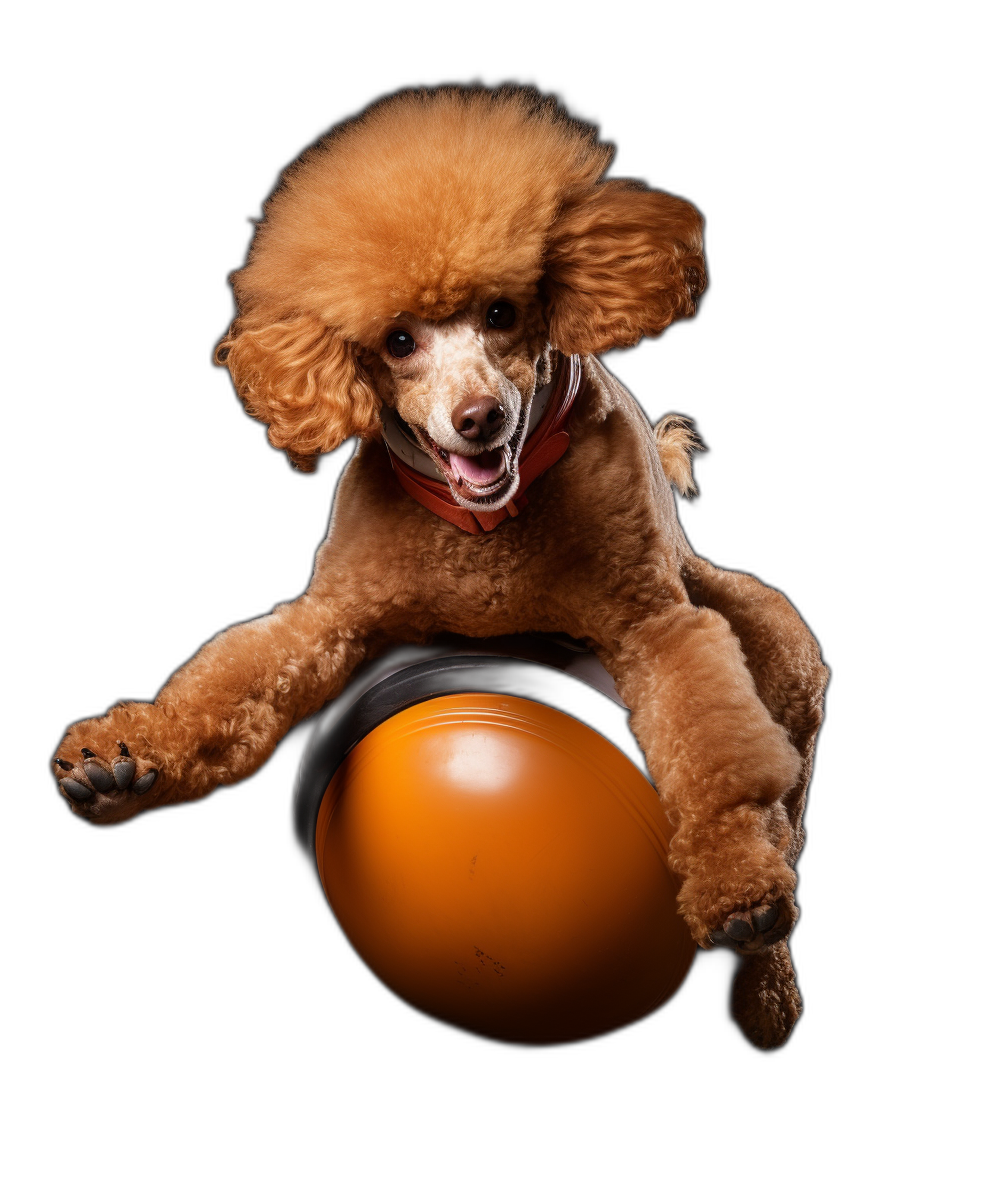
[449,448,506,487]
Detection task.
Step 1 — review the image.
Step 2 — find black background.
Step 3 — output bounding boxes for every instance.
[19,39,881,1108]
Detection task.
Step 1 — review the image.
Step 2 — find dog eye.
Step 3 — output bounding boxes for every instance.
[486,301,516,330]
[386,330,415,358]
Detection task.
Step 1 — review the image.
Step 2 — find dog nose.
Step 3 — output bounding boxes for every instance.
[452,396,505,442]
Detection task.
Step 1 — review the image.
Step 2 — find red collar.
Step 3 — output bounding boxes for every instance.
[384,355,582,534]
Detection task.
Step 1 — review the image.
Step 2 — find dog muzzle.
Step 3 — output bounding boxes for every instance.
[381,355,582,534]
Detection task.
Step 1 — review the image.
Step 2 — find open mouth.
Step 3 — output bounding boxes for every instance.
[446,447,511,496]
[399,406,528,508]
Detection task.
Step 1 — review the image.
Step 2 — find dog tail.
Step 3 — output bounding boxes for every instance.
[654,415,704,497]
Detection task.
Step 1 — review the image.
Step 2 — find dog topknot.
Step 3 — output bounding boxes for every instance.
[232,86,613,343]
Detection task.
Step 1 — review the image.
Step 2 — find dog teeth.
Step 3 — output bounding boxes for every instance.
[458,467,511,498]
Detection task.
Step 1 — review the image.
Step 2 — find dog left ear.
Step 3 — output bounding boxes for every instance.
[543,180,706,356]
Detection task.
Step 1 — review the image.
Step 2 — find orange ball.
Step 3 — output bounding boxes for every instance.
[314,693,695,1042]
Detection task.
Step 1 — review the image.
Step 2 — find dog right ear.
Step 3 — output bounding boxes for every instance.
[542,180,706,357]
[214,314,381,471]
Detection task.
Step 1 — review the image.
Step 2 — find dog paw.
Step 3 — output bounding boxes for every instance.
[706,896,793,954]
[53,741,159,821]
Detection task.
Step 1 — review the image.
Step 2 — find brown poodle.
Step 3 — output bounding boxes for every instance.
[52,85,827,1049]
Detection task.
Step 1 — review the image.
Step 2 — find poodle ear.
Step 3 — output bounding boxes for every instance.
[543,180,706,356]
[214,314,381,471]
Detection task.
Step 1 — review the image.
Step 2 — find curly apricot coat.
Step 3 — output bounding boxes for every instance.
[53,86,826,1049]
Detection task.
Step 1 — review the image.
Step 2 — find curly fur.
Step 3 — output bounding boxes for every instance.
[231,86,612,340]
[54,85,826,1050]
[544,180,705,355]
[216,315,381,471]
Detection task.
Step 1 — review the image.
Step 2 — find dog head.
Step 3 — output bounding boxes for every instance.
[216,85,706,507]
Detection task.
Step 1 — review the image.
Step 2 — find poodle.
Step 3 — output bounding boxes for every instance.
[52,85,828,1048]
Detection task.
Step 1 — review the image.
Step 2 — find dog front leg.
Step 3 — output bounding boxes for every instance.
[600,602,803,954]
[51,592,373,824]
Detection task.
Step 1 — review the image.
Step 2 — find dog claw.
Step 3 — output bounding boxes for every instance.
[708,928,731,946]
[60,777,93,802]
[132,770,158,795]
[753,903,778,933]
[55,738,156,814]
[113,758,136,790]
[724,914,755,942]
[83,760,115,793]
